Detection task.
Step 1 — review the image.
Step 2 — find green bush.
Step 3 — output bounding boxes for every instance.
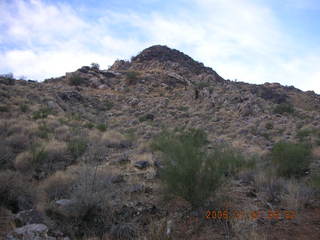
[125,71,139,85]
[69,74,89,86]
[32,107,52,119]
[96,123,107,132]
[84,122,95,129]
[273,103,294,114]
[151,128,248,206]
[20,104,29,113]
[68,138,88,159]
[105,100,114,111]
[296,128,313,141]
[271,141,311,178]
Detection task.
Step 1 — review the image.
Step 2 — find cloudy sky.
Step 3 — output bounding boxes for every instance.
[1,0,320,93]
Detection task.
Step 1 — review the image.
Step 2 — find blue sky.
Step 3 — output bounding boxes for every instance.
[1,0,320,93]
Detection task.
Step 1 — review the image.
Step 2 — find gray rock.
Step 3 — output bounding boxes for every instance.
[15,209,44,226]
[55,199,74,207]
[6,224,49,240]
[134,161,150,169]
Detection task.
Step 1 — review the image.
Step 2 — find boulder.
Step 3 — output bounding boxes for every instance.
[6,224,50,240]
[134,161,150,169]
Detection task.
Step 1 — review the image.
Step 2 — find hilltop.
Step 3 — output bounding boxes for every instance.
[1,45,320,239]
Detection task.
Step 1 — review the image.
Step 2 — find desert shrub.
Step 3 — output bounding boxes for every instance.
[19,104,29,113]
[282,179,313,211]
[83,122,95,129]
[96,123,108,132]
[296,128,313,141]
[125,71,139,85]
[40,171,76,201]
[46,166,115,238]
[0,142,15,169]
[273,103,294,114]
[0,170,35,213]
[0,105,9,112]
[37,123,52,139]
[43,140,72,174]
[6,133,29,153]
[68,74,89,86]
[265,122,273,130]
[177,106,189,112]
[67,137,88,159]
[271,141,311,178]
[105,100,114,111]
[151,128,247,206]
[110,222,138,240]
[32,107,52,119]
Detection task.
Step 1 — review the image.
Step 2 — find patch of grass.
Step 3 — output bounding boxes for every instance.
[19,104,29,113]
[194,82,210,89]
[177,106,189,112]
[271,141,311,178]
[37,123,52,139]
[96,123,108,132]
[67,138,88,159]
[32,107,52,120]
[273,103,294,115]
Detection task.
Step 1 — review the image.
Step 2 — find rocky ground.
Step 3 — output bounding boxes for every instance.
[0,45,320,239]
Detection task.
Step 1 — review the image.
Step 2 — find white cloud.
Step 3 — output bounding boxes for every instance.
[0,0,319,93]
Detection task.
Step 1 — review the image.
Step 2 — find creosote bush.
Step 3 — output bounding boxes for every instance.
[68,74,89,86]
[151,128,249,206]
[273,103,294,115]
[125,71,139,85]
[271,141,311,178]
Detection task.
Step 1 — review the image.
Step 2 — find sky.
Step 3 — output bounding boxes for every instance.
[0,0,320,93]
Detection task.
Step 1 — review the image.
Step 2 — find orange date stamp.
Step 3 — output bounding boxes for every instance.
[205,210,296,220]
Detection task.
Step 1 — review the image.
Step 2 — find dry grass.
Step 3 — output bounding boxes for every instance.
[102,130,126,144]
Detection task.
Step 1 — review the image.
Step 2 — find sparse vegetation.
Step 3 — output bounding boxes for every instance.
[67,137,88,159]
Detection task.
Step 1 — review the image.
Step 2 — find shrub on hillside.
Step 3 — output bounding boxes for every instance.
[273,103,294,114]
[0,170,35,213]
[68,74,89,86]
[32,107,52,119]
[45,166,115,238]
[125,71,139,85]
[151,128,248,206]
[67,137,88,159]
[271,141,311,178]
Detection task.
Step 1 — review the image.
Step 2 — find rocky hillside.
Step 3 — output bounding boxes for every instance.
[1,45,320,240]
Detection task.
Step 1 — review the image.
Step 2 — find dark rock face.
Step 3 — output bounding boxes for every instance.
[15,209,45,227]
[131,45,217,75]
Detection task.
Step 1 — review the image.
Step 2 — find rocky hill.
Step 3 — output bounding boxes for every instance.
[0,45,320,239]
